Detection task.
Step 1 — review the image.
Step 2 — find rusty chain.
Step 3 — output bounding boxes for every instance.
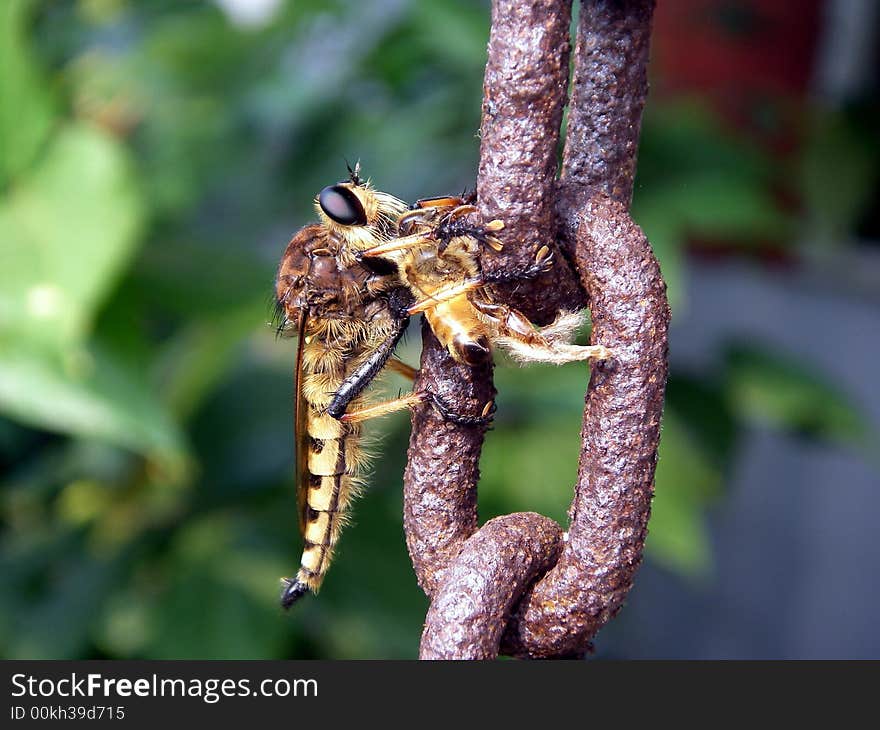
[404,0,667,659]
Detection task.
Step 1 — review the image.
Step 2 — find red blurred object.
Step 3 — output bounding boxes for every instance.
[652,0,822,143]
[651,0,826,261]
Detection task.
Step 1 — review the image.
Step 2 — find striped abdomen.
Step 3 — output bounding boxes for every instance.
[296,399,363,592]
[281,331,373,607]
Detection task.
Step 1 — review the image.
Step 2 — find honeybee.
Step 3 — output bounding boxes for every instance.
[359,196,611,368]
[275,167,610,608]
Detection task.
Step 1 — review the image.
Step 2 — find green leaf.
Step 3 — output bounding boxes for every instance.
[675,174,789,240]
[480,415,582,524]
[0,340,187,473]
[647,407,721,579]
[483,367,721,581]
[634,100,791,258]
[155,304,271,421]
[1,547,118,659]
[480,364,587,523]
[0,0,56,187]
[411,0,489,72]
[637,100,772,186]
[722,342,872,449]
[0,123,145,349]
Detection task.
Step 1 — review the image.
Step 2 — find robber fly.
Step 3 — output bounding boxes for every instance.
[275,166,609,609]
[274,165,493,608]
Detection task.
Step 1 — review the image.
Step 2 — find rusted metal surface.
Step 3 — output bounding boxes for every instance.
[562,0,654,205]
[477,0,585,324]
[403,0,665,659]
[403,0,578,599]
[420,513,562,660]
[403,322,493,597]
[502,193,669,657]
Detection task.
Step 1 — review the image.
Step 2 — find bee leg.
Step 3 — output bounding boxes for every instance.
[326,316,410,419]
[396,209,433,233]
[403,199,504,252]
[446,204,478,220]
[414,195,468,210]
[435,213,505,254]
[471,299,612,365]
[398,197,468,233]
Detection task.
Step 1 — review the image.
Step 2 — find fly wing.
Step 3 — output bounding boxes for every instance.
[294,308,310,534]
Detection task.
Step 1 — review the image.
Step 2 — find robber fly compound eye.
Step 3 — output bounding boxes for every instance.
[318,185,368,226]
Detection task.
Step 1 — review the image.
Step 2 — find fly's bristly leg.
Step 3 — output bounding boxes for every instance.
[357,232,434,259]
[481,245,554,286]
[325,317,410,419]
[336,387,495,429]
[427,392,496,428]
[386,357,417,381]
[280,577,310,609]
[338,391,425,424]
[433,209,504,254]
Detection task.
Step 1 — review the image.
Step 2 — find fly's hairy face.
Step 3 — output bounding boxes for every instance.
[314,180,408,254]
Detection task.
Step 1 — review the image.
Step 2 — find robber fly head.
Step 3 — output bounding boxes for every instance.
[314,172,407,250]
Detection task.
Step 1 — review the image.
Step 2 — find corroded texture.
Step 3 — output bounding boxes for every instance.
[420,513,562,660]
[562,0,654,204]
[404,0,578,597]
[502,194,669,657]
[403,0,665,660]
[477,0,585,324]
[403,322,494,596]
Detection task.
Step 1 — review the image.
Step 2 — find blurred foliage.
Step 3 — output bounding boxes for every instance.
[633,101,794,307]
[0,0,875,659]
[797,106,880,251]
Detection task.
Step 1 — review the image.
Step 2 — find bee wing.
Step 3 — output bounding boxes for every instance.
[294,308,310,534]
